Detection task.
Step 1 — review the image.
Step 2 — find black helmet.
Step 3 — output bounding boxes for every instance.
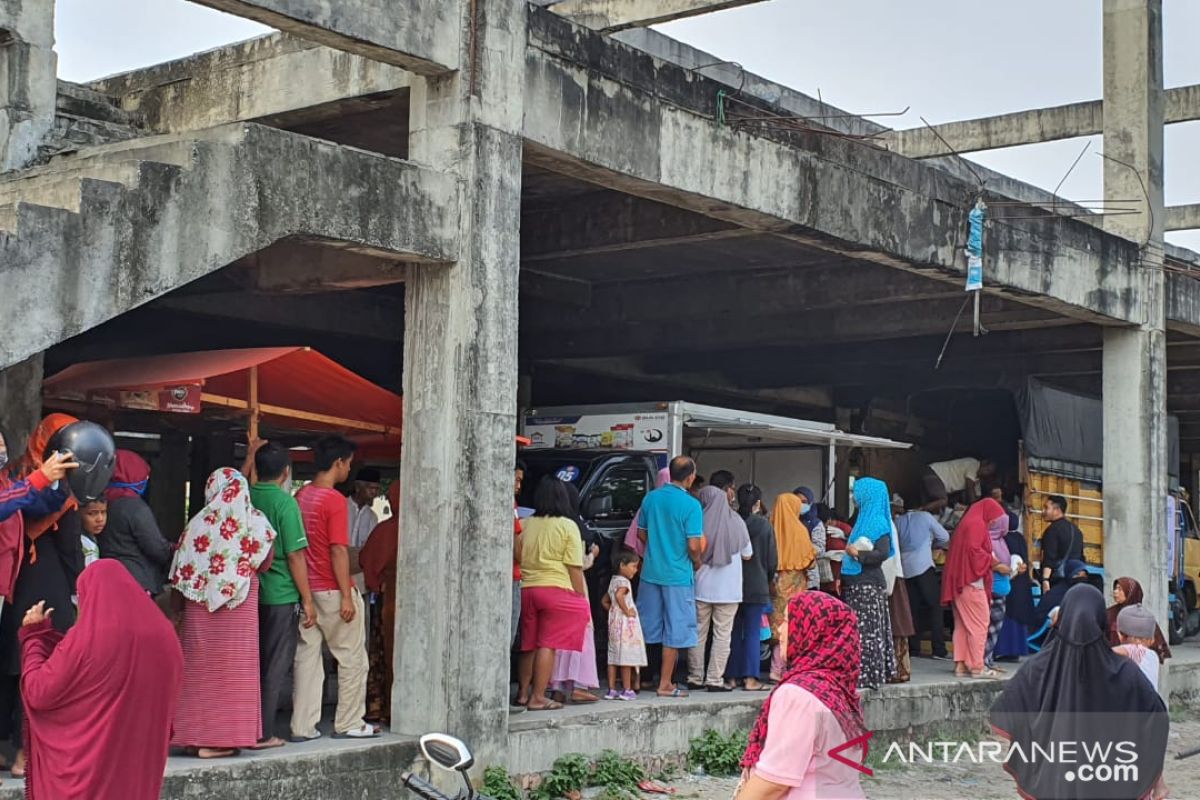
[44,421,117,502]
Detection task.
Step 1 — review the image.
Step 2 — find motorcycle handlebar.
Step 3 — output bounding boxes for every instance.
[402,773,452,800]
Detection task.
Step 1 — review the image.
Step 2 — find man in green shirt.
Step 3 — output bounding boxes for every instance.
[250,442,316,749]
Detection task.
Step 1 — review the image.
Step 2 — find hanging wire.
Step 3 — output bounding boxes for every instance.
[918,116,987,190]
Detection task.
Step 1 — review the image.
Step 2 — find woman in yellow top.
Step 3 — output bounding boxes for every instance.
[768,493,816,680]
[515,478,591,711]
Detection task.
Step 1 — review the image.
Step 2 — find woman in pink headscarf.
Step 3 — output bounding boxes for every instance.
[624,468,670,556]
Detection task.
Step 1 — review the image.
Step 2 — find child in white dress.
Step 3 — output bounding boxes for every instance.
[603,552,647,700]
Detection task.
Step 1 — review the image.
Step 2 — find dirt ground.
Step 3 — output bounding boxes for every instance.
[679,717,1200,800]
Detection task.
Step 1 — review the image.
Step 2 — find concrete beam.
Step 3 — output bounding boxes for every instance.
[884,83,1200,159]
[526,261,963,330]
[0,123,458,369]
[524,295,1070,359]
[155,290,404,340]
[547,0,769,33]
[522,191,744,260]
[524,10,1147,327]
[536,357,833,414]
[1,0,57,170]
[90,34,412,134]
[185,1,458,75]
[1167,203,1200,232]
[242,239,411,293]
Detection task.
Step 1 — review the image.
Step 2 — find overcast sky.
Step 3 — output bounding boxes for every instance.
[54,0,1200,251]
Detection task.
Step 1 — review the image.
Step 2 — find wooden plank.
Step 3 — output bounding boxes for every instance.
[200,393,400,435]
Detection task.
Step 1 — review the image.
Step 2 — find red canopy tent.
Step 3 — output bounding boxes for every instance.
[43,347,403,458]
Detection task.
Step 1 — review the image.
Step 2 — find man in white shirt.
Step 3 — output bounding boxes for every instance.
[921,456,995,512]
[346,467,381,548]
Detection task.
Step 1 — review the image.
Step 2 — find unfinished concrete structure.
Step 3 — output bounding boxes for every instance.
[1,0,1198,789]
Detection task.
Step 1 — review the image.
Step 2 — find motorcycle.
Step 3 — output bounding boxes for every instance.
[402,734,494,800]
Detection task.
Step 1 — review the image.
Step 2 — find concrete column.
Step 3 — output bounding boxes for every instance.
[0,352,42,454]
[1101,0,1168,627]
[393,0,526,769]
[0,0,56,171]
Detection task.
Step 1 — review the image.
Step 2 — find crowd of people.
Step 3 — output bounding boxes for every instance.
[0,414,404,798]
[0,411,1179,798]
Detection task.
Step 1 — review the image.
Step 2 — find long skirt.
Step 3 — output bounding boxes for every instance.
[172,581,262,748]
[951,584,991,673]
[843,582,895,690]
[550,622,600,691]
[366,588,396,723]
[994,616,1031,659]
[888,582,915,683]
[984,596,1007,667]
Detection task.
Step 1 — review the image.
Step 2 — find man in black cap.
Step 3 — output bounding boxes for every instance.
[346,467,382,550]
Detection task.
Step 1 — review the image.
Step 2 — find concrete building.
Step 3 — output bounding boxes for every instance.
[1,0,1197,784]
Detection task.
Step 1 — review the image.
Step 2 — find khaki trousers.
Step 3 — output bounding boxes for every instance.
[687,601,738,687]
[292,589,369,737]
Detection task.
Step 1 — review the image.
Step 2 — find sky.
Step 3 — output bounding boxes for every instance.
[52,0,1200,251]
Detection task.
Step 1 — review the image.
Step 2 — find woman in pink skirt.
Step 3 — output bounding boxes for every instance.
[170,468,276,757]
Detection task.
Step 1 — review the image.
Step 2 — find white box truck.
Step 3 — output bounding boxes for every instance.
[521,401,909,509]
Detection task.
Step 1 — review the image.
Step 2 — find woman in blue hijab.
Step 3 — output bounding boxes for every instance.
[841,477,897,689]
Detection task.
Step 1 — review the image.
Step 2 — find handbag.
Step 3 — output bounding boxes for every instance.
[1053,523,1082,579]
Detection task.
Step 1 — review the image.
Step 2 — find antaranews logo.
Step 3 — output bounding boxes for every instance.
[881,738,1140,785]
[829,732,874,776]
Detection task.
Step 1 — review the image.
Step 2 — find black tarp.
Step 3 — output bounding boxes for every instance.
[1017,378,1179,483]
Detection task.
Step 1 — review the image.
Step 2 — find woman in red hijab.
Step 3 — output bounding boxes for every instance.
[941,498,1006,679]
[19,560,183,799]
[738,591,867,800]
[360,481,399,724]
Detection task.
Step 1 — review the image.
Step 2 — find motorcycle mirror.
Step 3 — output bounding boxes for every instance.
[419,734,475,773]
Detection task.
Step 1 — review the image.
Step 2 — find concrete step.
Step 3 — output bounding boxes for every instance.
[0,162,143,213]
[56,80,145,129]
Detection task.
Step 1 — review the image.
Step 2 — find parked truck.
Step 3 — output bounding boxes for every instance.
[1017,379,1199,643]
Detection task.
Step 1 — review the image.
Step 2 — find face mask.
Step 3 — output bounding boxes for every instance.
[800,502,811,515]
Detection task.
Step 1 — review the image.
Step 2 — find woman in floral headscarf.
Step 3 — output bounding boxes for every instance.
[169,468,276,757]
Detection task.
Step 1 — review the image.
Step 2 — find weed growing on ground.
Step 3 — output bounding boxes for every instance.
[687,729,748,777]
[534,753,593,800]
[483,765,524,800]
[591,749,646,797]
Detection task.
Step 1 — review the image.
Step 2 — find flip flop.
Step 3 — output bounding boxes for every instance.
[288,733,322,744]
[527,700,564,711]
[250,737,287,751]
[332,723,382,739]
[656,687,689,698]
[638,780,677,795]
[971,668,1003,679]
[568,691,599,704]
[197,748,239,759]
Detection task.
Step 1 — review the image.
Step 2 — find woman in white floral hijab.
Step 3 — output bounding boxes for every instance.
[169,468,277,756]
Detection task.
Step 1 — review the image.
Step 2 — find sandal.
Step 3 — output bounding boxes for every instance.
[197,747,239,759]
[250,737,287,750]
[971,668,1003,679]
[332,723,381,739]
[568,690,599,704]
[527,700,564,711]
[656,687,690,698]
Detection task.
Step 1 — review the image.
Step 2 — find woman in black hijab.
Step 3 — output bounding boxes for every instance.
[990,584,1168,800]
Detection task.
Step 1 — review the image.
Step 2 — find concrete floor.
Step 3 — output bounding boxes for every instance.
[0,642,1195,797]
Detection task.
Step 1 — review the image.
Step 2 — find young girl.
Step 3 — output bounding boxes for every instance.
[604,551,647,700]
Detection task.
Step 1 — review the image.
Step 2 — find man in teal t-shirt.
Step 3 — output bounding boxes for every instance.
[250,442,315,747]
[636,455,704,698]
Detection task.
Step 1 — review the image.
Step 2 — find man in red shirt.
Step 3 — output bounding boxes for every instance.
[291,436,378,740]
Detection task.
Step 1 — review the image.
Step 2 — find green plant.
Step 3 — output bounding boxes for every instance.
[687,729,748,777]
[483,766,523,800]
[534,753,592,800]
[591,750,646,795]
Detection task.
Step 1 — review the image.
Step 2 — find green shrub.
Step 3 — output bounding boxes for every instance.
[483,766,523,800]
[687,729,748,777]
[591,749,646,796]
[534,753,592,800]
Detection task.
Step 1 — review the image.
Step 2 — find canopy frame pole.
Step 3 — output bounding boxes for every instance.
[199,393,400,435]
[248,365,261,442]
